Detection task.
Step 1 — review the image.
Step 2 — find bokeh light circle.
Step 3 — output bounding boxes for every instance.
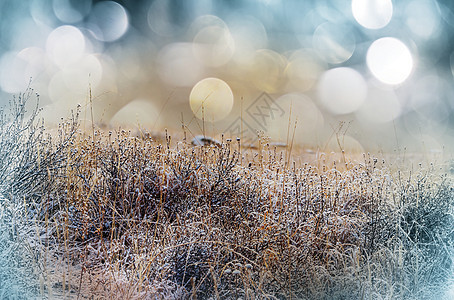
[17,47,48,80]
[48,71,70,103]
[61,54,103,93]
[110,99,160,128]
[189,78,234,122]
[0,52,29,93]
[30,0,57,27]
[192,25,235,67]
[248,49,287,93]
[356,87,401,124]
[88,1,128,42]
[285,49,326,92]
[53,0,92,24]
[352,0,393,29]
[157,43,205,87]
[317,67,367,115]
[188,15,228,38]
[367,37,414,85]
[312,22,356,64]
[46,25,85,68]
[405,0,440,39]
[148,0,180,37]
[227,15,268,64]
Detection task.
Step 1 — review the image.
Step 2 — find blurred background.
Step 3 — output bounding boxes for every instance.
[1,0,454,153]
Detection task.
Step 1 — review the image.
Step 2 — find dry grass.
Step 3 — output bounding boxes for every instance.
[1,88,454,299]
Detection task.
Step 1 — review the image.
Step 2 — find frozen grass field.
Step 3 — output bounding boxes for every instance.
[2,0,454,299]
[1,89,454,299]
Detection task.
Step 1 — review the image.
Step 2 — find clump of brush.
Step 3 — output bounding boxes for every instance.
[1,88,454,299]
[0,87,79,298]
[41,126,454,299]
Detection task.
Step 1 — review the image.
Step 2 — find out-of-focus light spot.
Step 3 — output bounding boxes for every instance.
[148,0,180,37]
[317,67,367,115]
[80,32,103,54]
[285,49,326,92]
[46,25,85,68]
[315,2,347,23]
[367,37,413,85]
[312,22,356,64]
[248,49,287,93]
[157,43,205,87]
[356,87,401,123]
[405,0,440,39]
[17,47,48,79]
[30,0,57,27]
[192,25,235,67]
[188,15,227,37]
[267,93,324,144]
[110,99,160,128]
[48,71,71,103]
[88,1,128,42]
[227,15,268,64]
[47,54,102,103]
[352,0,393,29]
[62,54,103,93]
[0,52,29,93]
[292,9,323,42]
[189,77,234,122]
[53,0,92,24]
[13,47,51,101]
